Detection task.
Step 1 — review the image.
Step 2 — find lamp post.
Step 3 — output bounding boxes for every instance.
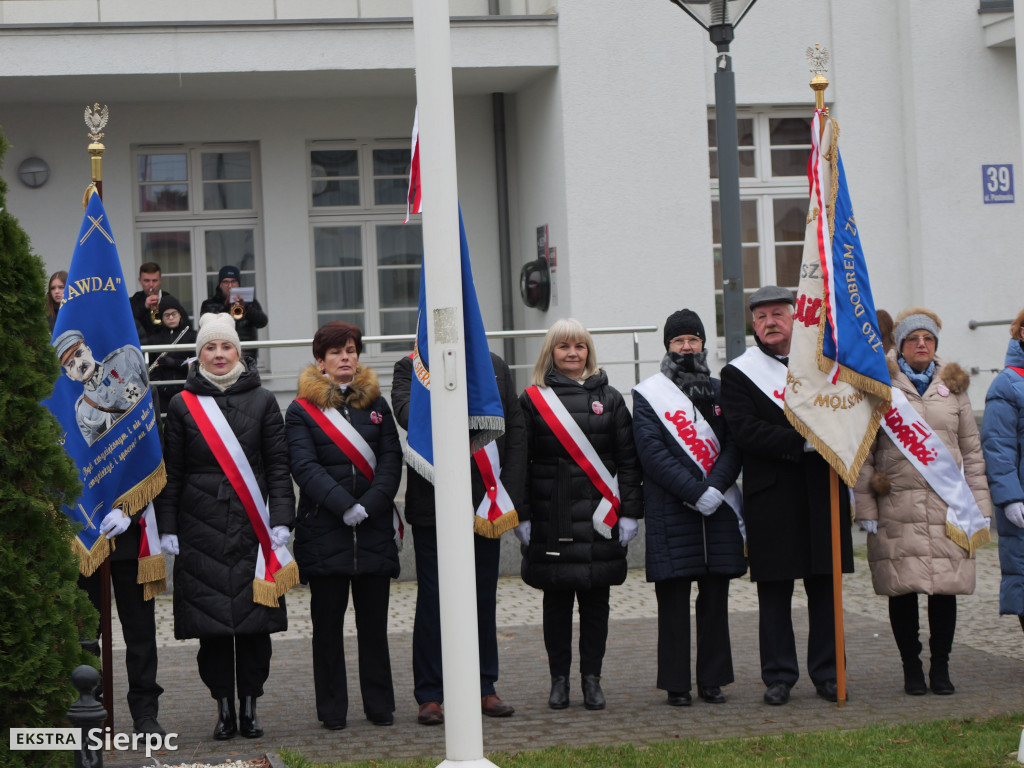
[667,0,759,362]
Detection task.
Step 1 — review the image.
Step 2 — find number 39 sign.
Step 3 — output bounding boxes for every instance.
[982,164,1014,204]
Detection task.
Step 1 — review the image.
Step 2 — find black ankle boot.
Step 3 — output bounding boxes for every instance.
[581,675,605,711]
[548,676,569,710]
[902,658,926,695]
[213,697,237,740]
[239,695,263,738]
[929,661,955,695]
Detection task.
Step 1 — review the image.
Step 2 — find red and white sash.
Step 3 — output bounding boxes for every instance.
[136,502,166,600]
[880,386,990,555]
[472,441,518,538]
[295,398,404,549]
[633,373,745,542]
[183,391,299,607]
[525,385,620,539]
[728,347,788,411]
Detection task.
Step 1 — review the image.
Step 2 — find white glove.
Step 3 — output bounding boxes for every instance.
[514,520,531,546]
[99,509,131,540]
[1005,502,1024,529]
[618,517,639,547]
[803,440,816,453]
[342,503,368,527]
[695,487,725,516]
[859,519,878,535]
[270,525,291,550]
[160,533,179,556]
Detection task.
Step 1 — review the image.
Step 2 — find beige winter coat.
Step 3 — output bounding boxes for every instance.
[854,356,992,597]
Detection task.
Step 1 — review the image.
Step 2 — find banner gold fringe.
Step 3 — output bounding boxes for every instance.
[73,536,111,578]
[784,400,884,490]
[474,509,519,539]
[114,462,167,517]
[945,520,991,558]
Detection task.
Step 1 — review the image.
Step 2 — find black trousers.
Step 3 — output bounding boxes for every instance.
[411,524,500,703]
[888,592,957,663]
[655,576,734,693]
[196,634,272,700]
[756,576,836,688]
[307,573,394,723]
[79,560,163,722]
[542,585,611,678]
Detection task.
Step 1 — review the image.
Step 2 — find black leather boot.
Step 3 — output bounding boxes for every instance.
[581,675,605,711]
[902,658,927,695]
[239,695,263,738]
[928,595,956,695]
[213,697,237,740]
[548,676,569,710]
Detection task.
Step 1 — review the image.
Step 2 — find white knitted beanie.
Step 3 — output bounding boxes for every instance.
[195,313,242,358]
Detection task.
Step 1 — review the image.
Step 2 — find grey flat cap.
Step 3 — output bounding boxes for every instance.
[52,329,84,363]
[748,285,795,311]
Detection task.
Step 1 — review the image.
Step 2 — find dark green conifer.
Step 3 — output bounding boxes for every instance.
[0,127,98,766]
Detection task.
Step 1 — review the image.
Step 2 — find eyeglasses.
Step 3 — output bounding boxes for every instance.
[905,334,936,346]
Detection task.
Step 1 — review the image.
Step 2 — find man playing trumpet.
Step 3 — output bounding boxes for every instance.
[130,262,185,343]
[200,264,269,362]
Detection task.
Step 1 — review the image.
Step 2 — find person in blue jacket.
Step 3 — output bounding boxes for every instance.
[632,309,745,706]
[982,307,1024,633]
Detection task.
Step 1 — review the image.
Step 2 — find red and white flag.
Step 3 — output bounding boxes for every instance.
[405,109,422,223]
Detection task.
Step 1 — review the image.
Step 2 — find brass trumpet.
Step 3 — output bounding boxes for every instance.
[150,307,162,325]
[230,299,246,320]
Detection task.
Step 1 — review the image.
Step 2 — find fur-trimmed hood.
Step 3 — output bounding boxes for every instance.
[296,363,381,411]
[886,356,970,395]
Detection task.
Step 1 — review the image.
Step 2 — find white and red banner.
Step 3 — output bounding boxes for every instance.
[525,384,620,539]
[183,391,299,607]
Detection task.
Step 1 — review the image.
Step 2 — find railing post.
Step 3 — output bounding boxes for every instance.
[67,665,106,768]
[633,332,641,385]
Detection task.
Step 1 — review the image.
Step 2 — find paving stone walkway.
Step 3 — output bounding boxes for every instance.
[101,531,1024,766]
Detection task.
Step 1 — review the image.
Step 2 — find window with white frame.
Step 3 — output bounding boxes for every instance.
[133,143,263,325]
[308,140,422,355]
[708,111,811,337]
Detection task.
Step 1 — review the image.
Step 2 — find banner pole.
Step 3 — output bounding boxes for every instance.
[830,466,846,706]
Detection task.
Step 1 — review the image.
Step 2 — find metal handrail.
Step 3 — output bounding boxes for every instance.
[968,318,1013,330]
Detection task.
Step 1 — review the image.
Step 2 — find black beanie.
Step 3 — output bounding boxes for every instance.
[663,309,706,350]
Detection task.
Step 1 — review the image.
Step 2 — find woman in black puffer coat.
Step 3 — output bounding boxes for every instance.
[518,318,643,712]
[632,309,745,708]
[155,313,295,742]
[286,321,402,730]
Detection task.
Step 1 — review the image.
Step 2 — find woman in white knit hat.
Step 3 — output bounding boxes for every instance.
[853,307,991,697]
[155,313,296,741]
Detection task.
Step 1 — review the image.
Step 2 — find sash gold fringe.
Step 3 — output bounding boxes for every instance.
[252,560,301,607]
[137,553,166,588]
[73,536,111,578]
[474,509,519,539]
[142,579,167,601]
[945,520,991,557]
[273,560,300,597]
[114,462,167,517]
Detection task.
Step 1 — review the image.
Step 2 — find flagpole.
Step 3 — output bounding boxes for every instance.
[84,104,115,729]
[809,61,847,707]
[411,3,496,766]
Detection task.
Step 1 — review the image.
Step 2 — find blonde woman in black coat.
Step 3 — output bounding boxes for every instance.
[518,318,643,711]
[155,314,295,741]
[286,321,403,730]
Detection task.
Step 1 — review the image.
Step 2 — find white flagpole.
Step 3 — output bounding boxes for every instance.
[412,2,496,766]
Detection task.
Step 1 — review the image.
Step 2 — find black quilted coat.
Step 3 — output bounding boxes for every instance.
[155,359,294,639]
[518,369,643,591]
[286,365,402,579]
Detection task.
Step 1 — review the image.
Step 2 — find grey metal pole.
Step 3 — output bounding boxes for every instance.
[713,44,746,362]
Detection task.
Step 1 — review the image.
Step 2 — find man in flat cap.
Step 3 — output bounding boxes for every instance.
[53,329,149,447]
[719,286,853,707]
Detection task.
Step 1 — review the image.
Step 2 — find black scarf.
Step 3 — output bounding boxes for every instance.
[660,350,716,421]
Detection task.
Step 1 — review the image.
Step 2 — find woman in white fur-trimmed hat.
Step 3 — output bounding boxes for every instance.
[155,313,296,741]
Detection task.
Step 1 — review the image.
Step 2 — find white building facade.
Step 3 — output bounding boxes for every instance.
[1,0,1020,408]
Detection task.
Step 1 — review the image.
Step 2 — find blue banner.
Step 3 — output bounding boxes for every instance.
[821,149,892,398]
[405,207,504,481]
[43,191,165,574]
